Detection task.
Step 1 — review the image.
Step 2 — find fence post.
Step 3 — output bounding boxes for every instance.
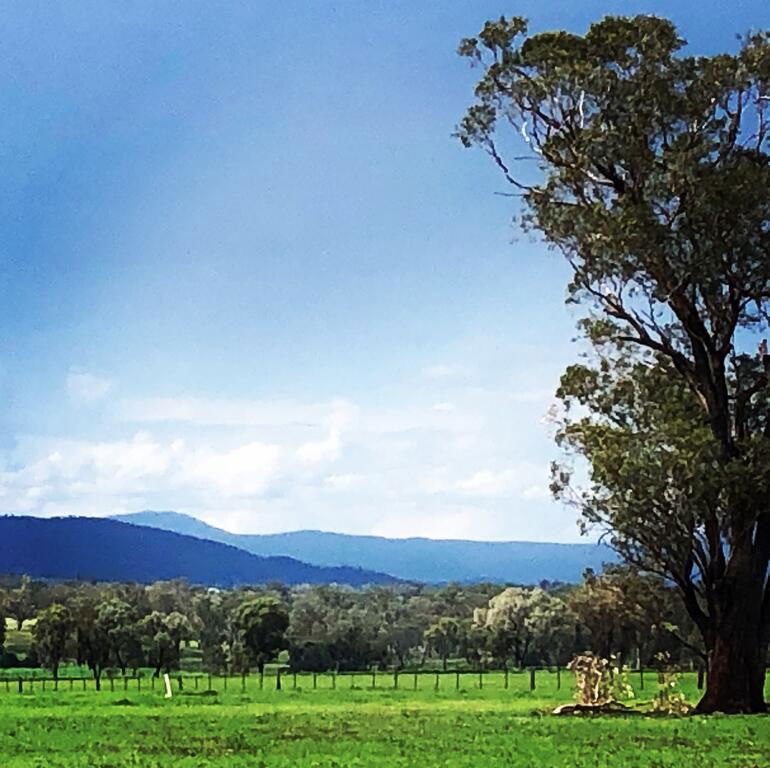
[313,672,317,690]
[639,667,644,690]
[372,670,376,689]
[194,675,199,690]
[556,666,561,690]
[455,671,460,690]
[394,670,398,690]
[504,668,509,689]
[17,678,22,694]
[151,676,155,691]
[413,672,418,691]
[478,670,483,690]
[529,668,536,691]
[434,672,440,691]
[259,671,264,690]
[331,671,336,690]
[137,676,141,692]
[178,676,184,691]
[276,669,282,691]
[242,672,247,692]
[208,674,212,691]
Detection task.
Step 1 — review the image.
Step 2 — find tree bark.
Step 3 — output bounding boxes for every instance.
[693,549,768,715]
[694,624,767,714]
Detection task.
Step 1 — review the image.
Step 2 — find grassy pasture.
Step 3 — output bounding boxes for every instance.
[0,671,768,767]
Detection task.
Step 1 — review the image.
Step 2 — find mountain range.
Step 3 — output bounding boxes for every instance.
[0,515,395,587]
[114,510,615,584]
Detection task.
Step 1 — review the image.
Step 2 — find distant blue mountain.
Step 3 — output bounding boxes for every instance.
[114,511,616,584]
[0,515,396,587]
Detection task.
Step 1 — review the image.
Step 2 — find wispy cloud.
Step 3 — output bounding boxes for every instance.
[67,371,114,402]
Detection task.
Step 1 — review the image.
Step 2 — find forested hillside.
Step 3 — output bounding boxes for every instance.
[115,511,615,583]
[0,516,395,587]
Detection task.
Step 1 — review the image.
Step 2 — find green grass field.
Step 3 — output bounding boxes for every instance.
[1,671,768,767]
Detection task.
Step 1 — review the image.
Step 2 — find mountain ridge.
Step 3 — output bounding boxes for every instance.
[0,515,398,587]
[114,510,616,583]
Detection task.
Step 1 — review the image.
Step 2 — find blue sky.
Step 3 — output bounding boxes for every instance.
[0,0,767,541]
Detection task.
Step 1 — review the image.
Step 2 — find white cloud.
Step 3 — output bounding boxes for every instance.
[1,351,581,541]
[118,396,342,427]
[67,371,114,402]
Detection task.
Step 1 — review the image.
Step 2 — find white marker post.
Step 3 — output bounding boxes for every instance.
[163,672,173,699]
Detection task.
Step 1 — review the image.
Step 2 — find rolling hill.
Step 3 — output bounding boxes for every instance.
[0,515,397,587]
[114,510,616,584]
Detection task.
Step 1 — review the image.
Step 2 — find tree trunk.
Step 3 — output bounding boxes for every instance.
[695,636,766,713]
[694,595,767,714]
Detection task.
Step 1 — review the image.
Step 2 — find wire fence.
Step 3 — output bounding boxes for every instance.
[0,666,710,695]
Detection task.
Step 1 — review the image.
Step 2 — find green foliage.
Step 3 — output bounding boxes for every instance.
[233,596,289,673]
[475,587,572,667]
[32,604,73,679]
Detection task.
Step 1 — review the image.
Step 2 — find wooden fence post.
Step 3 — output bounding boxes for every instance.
[556,666,561,690]
[331,671,336,690]
[371,670,376,689]
[276,670,282,691]
[259,671,264,690]
[529,668,536,691]
[313,672,317,690]
[413,672,418,691]
[242,672,247,692]
[434,672,439,691]
[504,668,509,689]
[455,671,460,690]
[478,670,483,690]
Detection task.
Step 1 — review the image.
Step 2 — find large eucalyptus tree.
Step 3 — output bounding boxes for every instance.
[457,15,770,712]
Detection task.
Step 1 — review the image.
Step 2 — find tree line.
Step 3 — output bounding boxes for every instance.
[0,566,704,687]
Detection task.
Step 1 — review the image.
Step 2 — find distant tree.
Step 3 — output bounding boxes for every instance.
[69,594,110,690]
[458,13,770,712]
[193,590,232,673]
[234,596,289,674]
[424,617,462,671]
[475,587,571,668]
[139,611,193,677]
[33,604,73,680]
[96,599,143,675]
[6,576,38,631]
